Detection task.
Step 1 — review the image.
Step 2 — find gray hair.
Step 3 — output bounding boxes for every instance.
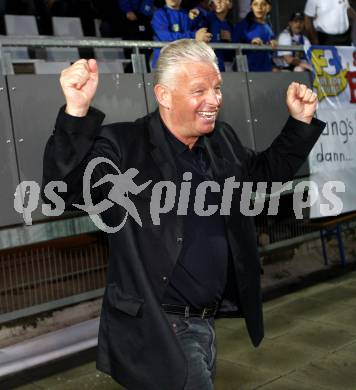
[153,39,219,87]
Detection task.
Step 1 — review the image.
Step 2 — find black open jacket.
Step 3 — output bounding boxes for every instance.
[42,107,325,390]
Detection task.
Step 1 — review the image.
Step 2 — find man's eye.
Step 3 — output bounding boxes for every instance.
[194,90,204,94]
[215,86,222,91]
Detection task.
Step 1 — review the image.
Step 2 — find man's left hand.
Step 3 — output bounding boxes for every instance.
[286,82,318,124]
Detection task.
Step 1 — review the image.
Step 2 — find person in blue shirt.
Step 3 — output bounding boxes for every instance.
[118,0,154,41]
[190,0,214,29]
[151,0,212,69]
[233,0,277,72]
[208,0,233,71]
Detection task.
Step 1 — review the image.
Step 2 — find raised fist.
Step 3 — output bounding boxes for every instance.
[286,82,318,124]
[60,59,99,117]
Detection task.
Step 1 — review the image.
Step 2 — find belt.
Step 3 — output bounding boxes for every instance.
[162,303,218,319]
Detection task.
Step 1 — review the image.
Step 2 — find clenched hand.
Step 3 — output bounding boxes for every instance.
[60,59,99,117]
[286,82,318,124]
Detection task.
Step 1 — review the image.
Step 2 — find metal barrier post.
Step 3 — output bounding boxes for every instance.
[0,44,15,75]
[131,46,147,74]
[234,47,249,72]
[0,42,6,75]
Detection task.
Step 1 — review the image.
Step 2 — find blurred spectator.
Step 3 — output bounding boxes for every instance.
[275,12,312,72]
[92,0,125,37]
[118,0,154,42]
[208,0,233,71]
[265,0,272,27]
[118,0,155,69]
[190,0,214,29]
[304,0,356,46]
[233,0,277,72]
[237,0,249,20]
[151,0,211,69]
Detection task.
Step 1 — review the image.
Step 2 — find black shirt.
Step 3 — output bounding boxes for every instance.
[161,120,229,309]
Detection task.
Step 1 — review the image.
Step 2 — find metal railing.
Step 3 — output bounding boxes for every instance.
[0,35,305,50]
[0,35,306,74]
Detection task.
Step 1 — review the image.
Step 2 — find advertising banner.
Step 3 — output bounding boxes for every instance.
[306,46,356,217]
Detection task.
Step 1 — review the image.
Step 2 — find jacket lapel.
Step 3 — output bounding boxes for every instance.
[148,110,178,182]
[204,135,228,182]
[147,111,183,267]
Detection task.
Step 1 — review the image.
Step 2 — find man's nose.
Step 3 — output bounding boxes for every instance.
[206,89,221,106]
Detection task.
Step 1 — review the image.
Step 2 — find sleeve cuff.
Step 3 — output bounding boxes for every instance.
[55,105,105,138]
[286,115,326,133]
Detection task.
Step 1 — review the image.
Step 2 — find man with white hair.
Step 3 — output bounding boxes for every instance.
[43,39,324,390]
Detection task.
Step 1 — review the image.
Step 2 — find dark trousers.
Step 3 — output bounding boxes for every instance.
[165,313,217,390]
[122,314,217,390]
[318,29,352,46]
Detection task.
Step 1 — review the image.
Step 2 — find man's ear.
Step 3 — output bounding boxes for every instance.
[154,83,172,110]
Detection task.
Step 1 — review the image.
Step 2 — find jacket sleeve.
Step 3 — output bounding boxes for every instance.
[242,116,325,183]
[151,9,195,41]
[42,106,120,209]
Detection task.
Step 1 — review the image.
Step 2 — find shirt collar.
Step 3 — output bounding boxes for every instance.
[159,115,206,155]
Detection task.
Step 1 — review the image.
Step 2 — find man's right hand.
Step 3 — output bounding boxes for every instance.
[195,27,212,42]
[60,59,99,117]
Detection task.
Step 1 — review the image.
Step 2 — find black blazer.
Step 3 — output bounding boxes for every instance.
[42,107,324,390]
